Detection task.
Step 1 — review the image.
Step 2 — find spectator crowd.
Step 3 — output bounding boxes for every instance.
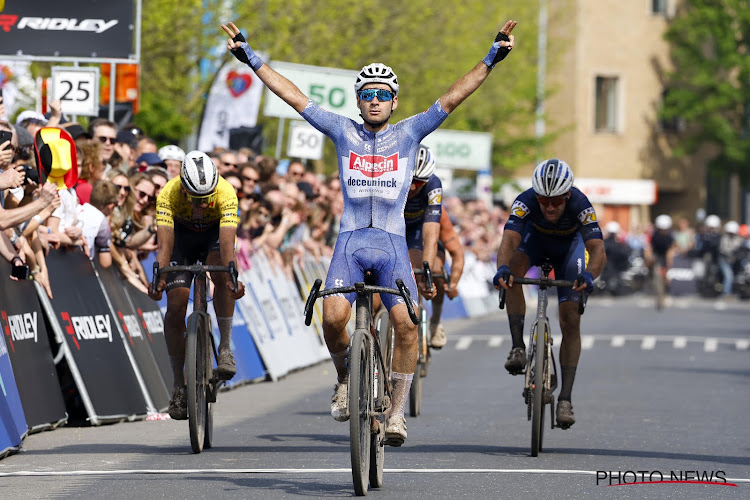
[1,98,511,298]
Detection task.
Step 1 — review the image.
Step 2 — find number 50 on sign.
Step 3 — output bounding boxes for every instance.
[51,67,100,117]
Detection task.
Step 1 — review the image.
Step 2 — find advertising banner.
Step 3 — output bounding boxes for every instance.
[198,58,266,152]
[0,268,66,432]
[96,263,169,412]
[45,249,147,423]
[0,0,136,60]
[0,309,26,459]
[124,279,173,392]
[209,305,266,388]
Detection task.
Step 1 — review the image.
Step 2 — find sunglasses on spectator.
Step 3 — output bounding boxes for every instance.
[242,175,258,183]
[223,161,237,167]
[136,190,155,203]
[97,136,116,145]
[357,89,394,102]
[536,195,567,207]
[114,183,131,193]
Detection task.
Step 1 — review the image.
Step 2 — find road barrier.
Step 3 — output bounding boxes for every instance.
[0,248,478,460]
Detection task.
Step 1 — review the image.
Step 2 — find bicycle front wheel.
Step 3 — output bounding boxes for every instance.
[530,323,546,457]
[186,312,208,454]
[409,307,427,417]
[349,330,372,496]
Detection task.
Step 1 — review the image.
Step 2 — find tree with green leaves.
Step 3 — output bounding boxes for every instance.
[661,0,750,184]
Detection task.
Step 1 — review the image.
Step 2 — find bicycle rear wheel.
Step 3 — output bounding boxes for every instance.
[186,312,208,454]
[349,330,372,496]
[530,323,545,457]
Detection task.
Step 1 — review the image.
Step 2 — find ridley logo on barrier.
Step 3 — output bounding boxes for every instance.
[60,312,113,349]
[138,309,164,336]
[1,311,38,351]
[3,17,120,34]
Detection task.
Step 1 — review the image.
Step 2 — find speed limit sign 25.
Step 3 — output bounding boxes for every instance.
[51,67,101,117]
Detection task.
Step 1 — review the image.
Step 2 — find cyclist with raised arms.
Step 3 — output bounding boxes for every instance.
[223,19,516,445]
[148,151,246,420]
[492,159,606,428]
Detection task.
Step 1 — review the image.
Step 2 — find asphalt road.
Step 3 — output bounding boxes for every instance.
[1,294,748,499]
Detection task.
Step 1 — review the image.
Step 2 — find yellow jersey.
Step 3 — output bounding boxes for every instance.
[156,176,239,231]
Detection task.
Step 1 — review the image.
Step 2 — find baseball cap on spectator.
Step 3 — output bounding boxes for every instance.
[62,122,87,140]
[12,124,34,147]
[135,152,166,168]
[116,128,139,145]
[158,144,185,162]
[297,181,316,200]
[15,110,48,126]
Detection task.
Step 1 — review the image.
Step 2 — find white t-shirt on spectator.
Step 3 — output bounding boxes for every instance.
[51,187,79,231]
[77,203,111,261]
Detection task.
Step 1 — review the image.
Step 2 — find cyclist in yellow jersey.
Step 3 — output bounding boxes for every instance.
[148,150,245,420]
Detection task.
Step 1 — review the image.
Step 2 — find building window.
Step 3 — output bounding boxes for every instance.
[595,76,619,133]
[652,0,666,14]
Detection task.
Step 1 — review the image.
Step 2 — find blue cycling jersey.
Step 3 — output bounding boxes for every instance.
[301,99,449,236]
[504,187,603,242]
[404,175,443,250]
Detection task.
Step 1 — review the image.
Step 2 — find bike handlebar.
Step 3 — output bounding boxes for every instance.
[303,278,418,326]
[413,262,452,289]
[498,273,587,315]
[151,261,239,295]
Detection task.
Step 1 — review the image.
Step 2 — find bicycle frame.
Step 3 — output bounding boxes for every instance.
[498,262,585,456]
[151,261,238,453]
[304,276,417,495]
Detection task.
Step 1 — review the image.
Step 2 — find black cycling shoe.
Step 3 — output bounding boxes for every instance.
[556,400,575,429]
[216,349,237,380]
[504,347,527,375]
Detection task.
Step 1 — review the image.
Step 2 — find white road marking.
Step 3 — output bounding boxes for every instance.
[704,338,718,352]
[488,336,503,347]
[641,336,656,350]
[0,468,747,483]
[455,337,473,350]
[447,334,750,352]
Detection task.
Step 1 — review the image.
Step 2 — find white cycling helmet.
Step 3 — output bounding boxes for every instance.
[158,144,185,162]
[605,221,621,235]
[654,214,672,230]
[354,63,399,95]
[704,214,721,229]
[531,159,574,197]
[181,150,218,196]
[724,220,739,234]
[413,145,436,181]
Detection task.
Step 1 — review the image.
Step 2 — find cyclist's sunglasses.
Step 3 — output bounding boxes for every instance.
[186,191,217,206]
[357,89,394,102]
[536,195,567,207]
[411,178,428,189]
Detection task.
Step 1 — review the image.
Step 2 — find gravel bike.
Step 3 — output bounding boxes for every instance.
[498,260,585,457]
[151,261,238,454]
[410,262,450,417]
[304,273,418,496]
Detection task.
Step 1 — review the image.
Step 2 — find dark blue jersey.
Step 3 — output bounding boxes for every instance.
[404,175,443,231]
[504,186,603,241]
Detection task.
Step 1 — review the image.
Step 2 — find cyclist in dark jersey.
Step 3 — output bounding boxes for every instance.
[493,159,606,428]
[224,19,516,445]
